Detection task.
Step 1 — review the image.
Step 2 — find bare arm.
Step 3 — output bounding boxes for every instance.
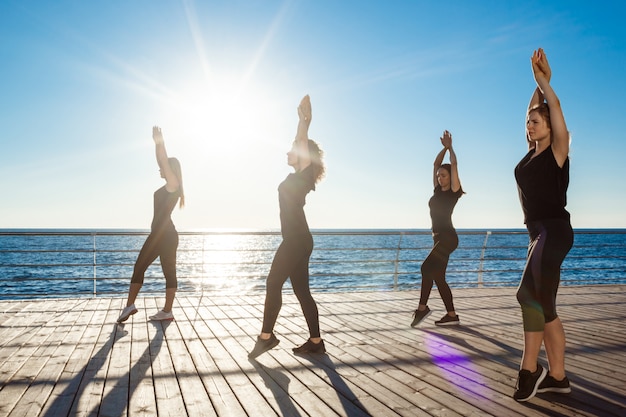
[152,126,180,192]
[525,88,545,150]
[447,146,461,193]
[294,95,312,171]
[441,130,461,192]
[433,145,447,189]
[531,48,569,167]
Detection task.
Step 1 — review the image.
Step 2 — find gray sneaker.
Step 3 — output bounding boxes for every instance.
[117,304,137,323]
[410,307,431,327]
[149,310,174,321]
[248,334,280,359]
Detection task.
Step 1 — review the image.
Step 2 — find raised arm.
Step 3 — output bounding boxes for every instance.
[525,88,545,150]
[531,48,569,167]
[433,145,447,189]
[294,95,312,171]
[441,130,461,192]
[152,126,180,192]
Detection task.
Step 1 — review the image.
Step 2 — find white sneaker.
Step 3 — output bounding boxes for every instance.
[117,304,137,323]
[149,310,174,321]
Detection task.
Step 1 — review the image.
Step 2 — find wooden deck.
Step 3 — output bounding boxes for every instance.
[0,285,624,417]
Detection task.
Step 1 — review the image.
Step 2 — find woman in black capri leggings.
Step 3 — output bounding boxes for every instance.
[411,130,463,327]
[117,126,184,323]
[512,48,573,402]
[248,95,325,359]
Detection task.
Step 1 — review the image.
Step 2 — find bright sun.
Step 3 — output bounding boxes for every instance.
[156,73,294,229]
[161,74,289,175]
[172,80,274,148]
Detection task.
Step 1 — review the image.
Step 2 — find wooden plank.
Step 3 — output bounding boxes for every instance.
[0,286,624,417]
[194,297,289,416]
[11,299,99,417]
[143,296,187,417]
[237,296,398,416]
[68,298,125,416]
[2,300,82,417]
[328,291,567,416]
[158,298,215,416]
[175,296,245,417]
[218,300,344,416]
[127,298,159,417]
[329,287,626,417]
[276,298,475,417]
[39,298,111,417]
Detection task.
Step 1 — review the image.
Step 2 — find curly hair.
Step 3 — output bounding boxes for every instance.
[307,139,325,184]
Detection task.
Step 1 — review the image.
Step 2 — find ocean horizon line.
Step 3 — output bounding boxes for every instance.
[1,227,625,233]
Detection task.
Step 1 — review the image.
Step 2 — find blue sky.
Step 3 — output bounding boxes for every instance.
[1,0,625,230]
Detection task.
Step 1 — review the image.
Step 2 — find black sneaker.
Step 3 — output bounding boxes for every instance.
[410,307,431,327]
[538,375,571,394]
[513,363,547,402]
[248,334,280,359]
[293,339,326,354]
[435,313,460,326]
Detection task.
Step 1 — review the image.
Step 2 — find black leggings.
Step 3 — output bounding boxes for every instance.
[262,234,320,338]
[419,231,458,312]
[131,229,179,289]
[517,219,573,332]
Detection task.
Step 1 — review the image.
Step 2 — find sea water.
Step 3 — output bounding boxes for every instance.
[0,229,624,299]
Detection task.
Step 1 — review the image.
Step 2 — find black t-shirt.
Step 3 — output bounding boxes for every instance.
[428,186,462,233]
[514,146,570,223]
[151,186,180,232]
[278,165,316,239]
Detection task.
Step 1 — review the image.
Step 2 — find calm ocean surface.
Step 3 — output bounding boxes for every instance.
[1,229,625,299]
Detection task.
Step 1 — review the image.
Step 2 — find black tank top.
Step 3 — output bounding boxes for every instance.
[151,186,180,232]
[429,186,462,233]
[278,165,316,239]
[514,146,570,223]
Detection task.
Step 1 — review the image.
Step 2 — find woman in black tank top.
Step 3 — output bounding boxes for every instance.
[117,126,185,324]
[410,130,464,328]
[512,49,573,402]
[248,95,326,359]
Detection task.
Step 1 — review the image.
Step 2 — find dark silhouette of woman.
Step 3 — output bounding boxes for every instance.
[248,95,326,359]
[117,126,184,323]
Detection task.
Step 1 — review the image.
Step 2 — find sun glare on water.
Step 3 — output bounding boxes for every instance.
[178,233,279,294]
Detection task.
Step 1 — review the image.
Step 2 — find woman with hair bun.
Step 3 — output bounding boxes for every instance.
[411,130,463,328]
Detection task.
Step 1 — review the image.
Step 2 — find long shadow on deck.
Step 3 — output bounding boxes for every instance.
[251,353,372,417]
[42,325,125,416]
[42,320,169,417]
[249,359,303,417]
[297,353,372,417]
[424,326,626,417]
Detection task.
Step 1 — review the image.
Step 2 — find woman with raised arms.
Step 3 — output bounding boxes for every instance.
[248,95,326,359]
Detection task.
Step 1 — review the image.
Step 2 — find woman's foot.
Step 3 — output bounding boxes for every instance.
[537,374,571,394]
[435,312,460,326]
[248,334,280,359]
[149,310,174,321]
[117,304,137,323]
[410,306,431,327]
[292,338,326,354]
